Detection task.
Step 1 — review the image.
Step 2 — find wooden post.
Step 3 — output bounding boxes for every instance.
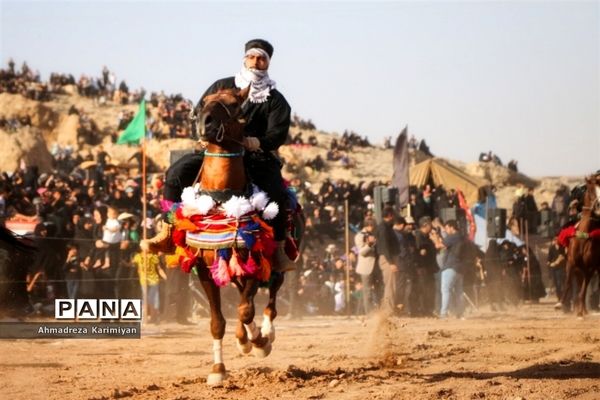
[525,219,532,302]
[141,139,148,324]
[344,199,351,317]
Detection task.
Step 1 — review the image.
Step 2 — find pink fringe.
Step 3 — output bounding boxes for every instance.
[210,257,231,287]
[243,253,260,275]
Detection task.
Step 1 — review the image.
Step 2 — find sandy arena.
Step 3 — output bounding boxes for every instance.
[1,299,599,400]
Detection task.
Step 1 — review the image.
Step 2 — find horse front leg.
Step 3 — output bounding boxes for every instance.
[197,267,227,386]
[559,263,574,313]
[262,271,285,344]
[578,270,593,317]
[237,276,272,357]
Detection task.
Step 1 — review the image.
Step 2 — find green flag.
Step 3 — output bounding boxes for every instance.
[117,100,146,144]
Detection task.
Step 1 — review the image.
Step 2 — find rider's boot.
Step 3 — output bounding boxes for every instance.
[271,240,296,273]
[140,221,176,254]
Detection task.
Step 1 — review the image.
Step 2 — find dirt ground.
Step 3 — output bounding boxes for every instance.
[1,299,599,400]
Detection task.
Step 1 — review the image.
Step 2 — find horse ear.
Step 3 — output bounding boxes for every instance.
[238,86,250,100]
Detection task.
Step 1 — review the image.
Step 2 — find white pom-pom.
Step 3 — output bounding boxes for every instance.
[223,196,253,218]
[181,186,196,205]
[262,202,279,220]
[250,191,269,211]
[195,195,215,215]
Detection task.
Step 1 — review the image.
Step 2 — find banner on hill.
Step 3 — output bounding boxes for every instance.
[392,126,409,207]
[117,100,146,145]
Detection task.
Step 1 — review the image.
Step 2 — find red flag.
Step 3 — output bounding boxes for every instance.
[457,189,476,241]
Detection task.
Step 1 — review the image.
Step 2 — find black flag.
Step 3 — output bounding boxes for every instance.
[392,126,409,207]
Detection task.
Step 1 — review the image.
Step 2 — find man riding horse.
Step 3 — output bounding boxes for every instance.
[142,39,294,273]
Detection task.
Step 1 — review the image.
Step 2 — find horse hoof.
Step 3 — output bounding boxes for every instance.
[207,372,227,386]
[251,342,272,358]
[261,326,275,343]
[236,339,252,355]
[577,316,584,321]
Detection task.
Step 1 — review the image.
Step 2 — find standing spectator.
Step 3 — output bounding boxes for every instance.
[375,206,400,315]
[547,236,566,307]
[74,217,95,298]
[414,216,438,316]
[92,206,110,297]
[354,217,378,314]
[525,187,539,233]
[392,215,410,312]
[519,245,546,303]
[439,220,465,319]
[133,250,166,324]
[551,186,570,228]
[102,207,122,271]
[63,243,81,299]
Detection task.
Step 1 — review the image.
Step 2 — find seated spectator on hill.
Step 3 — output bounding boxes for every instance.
[291,132,304,145]
[306,155,326,172]
[479,151,491,162]
[418,140,433,157]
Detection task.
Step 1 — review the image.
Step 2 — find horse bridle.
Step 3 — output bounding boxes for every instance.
[193,98,247,148]
[189,97,247,188]
[581,182,600,213]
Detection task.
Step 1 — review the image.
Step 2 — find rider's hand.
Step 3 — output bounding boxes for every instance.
[243,136,261,152]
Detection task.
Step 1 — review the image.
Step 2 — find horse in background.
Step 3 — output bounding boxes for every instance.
[168,87,303,385]
[0,225,36,316]
[559,174,600,317]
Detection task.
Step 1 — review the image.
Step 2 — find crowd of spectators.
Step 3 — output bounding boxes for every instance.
[0,61,193,145]
[0,59,50,101]
[1,59,596,321]
[3,143,595,321]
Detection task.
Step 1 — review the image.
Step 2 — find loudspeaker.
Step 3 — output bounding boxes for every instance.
[373,186,399,223]
[169,149,193,165]
[439,208,465,224]
[382,187,399,205]
[486,208,507,239]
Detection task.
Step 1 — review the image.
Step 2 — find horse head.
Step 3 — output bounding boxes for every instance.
[196,87,250,152]
[584,174,600,216]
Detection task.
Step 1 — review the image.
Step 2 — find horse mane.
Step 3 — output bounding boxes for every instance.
[202,87,249,107]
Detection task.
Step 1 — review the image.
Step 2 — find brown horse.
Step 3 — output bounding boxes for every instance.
[185,87,298,385]
[559,174,600,317]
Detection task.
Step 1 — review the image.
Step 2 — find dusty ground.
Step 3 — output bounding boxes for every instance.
[1,300,599,400]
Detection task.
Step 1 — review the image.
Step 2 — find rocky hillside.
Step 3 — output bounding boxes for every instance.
[0,89,582,209]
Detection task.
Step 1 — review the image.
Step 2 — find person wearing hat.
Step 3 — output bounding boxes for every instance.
[354,217,378,314]
[142,39,293,272]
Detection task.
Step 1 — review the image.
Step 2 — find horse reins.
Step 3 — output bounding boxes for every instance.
[191,98,247,188]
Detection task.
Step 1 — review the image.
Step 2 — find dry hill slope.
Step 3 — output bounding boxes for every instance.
[0,90,582,208]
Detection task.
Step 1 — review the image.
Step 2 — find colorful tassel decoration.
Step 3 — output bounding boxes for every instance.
[243,253,260,275]
[228,252,244,277]
[210,256,231,287]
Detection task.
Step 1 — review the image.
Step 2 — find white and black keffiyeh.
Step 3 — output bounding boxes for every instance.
[234,48,276,104]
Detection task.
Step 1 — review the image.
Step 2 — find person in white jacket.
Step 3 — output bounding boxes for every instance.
[354,217,378,314]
